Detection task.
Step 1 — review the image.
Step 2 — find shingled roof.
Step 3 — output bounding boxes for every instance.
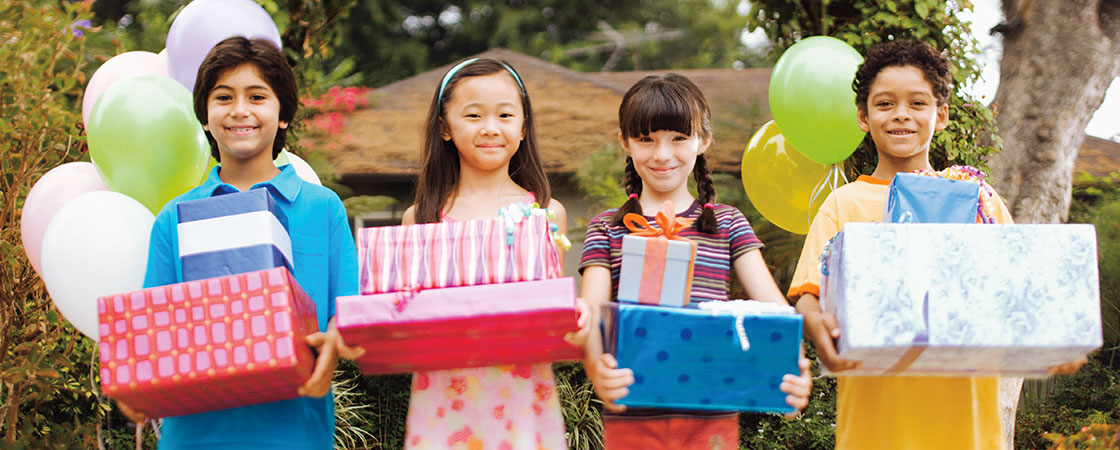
[326,48,771,184]
[325,48,1120,185]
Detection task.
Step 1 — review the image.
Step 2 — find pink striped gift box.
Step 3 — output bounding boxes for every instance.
[337,277,582,374]
[97,267,318,418]
[357,214,561,295]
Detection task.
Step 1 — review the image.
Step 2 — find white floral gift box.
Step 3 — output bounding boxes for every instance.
[820,223,1101,377]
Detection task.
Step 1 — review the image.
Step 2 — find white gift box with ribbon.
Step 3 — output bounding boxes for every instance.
[820,223,1102,377]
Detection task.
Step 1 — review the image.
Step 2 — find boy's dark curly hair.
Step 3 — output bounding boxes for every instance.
[852,40,952,111]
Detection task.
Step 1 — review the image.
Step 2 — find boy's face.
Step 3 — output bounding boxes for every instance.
[203,63,287,164]
[857,65,948,163]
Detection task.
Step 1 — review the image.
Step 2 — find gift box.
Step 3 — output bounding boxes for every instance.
[883,173,980,224]
[177,188,293,282]
[357,211,561,295]
[617,202,697,307]
[602,301,802,413]
[97,267,318,418]
[820,223,1102,377]
[337,277,581,374]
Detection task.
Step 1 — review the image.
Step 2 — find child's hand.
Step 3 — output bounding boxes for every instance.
[563,297,592,348]
[1047,355,1088,375]
[300,326,364,398]
[116,400,149,424]
[781,356,813,418]
[588,353,633,413]
[803,309,860,372]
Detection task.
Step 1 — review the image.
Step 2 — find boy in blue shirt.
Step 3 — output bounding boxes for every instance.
[119,36,360,449]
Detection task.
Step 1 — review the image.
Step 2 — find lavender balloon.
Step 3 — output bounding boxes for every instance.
[165,0,281,92]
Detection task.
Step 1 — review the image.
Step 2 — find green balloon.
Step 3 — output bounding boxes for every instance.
[88,73,208,214]
[769,36,865,165]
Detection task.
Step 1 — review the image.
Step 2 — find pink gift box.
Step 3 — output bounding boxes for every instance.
[337,277,582,374]
[97,267,318,418]
[357,214,561,295]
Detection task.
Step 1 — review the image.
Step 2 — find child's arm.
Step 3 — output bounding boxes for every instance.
[547,198,568,265]
[732,249,788,305]
[796,293,860,372]
[580,265,633,413]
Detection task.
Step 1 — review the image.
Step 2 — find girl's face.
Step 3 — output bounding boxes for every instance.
[204,63,287,163]
[440,72,525,172]
[621,128,710,196]
[857,65,948,163]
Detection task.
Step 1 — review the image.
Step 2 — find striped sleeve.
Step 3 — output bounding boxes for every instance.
[721,206,763,261]
[578,210,615,273]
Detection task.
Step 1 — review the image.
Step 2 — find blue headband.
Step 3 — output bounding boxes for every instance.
[436,57,527,108]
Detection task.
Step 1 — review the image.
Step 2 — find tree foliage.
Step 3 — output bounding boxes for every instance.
[747,0,1000,178]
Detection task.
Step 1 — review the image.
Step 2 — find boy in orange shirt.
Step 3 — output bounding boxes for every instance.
[789,39,1085,449]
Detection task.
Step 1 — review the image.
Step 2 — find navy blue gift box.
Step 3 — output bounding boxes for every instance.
[601,302,802,413]
[176,188,293,281]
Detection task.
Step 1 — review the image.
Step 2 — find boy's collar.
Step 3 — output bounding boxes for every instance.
[857,174,891,185]
[202,164,302,202]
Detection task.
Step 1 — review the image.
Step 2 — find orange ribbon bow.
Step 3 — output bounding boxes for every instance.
[622,201,694,240]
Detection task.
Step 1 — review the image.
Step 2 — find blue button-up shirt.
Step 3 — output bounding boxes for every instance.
[143,165,358,449]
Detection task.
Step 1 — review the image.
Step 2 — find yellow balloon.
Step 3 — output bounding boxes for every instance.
[741,121,842,234]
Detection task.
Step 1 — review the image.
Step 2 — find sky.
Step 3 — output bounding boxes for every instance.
[740,1,1120,141]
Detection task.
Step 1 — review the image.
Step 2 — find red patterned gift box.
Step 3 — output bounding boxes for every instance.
[357,212,562,295]
[337,277,582,374]
[98,267,318,418]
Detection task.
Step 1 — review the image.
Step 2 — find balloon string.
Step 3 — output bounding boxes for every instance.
[807,165,848,228]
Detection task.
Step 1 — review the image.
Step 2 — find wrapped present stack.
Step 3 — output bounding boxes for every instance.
[600,201,803,414]
[337,201,582,374]
[819,170,1101,376]
[98,189,320,418]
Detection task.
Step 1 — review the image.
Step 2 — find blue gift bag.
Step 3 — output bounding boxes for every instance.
[601,302,801,413]
[883,173,980,223]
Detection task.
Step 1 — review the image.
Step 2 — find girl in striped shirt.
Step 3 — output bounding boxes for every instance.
[579,73,812,449]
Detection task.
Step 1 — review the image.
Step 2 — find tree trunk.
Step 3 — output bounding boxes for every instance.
[988,1,1120,447]
[988,0,1120,224]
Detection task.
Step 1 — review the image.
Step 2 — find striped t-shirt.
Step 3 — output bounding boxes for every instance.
[579,200,763,303]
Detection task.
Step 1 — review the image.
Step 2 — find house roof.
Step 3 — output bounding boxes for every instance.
[324,48,1120,185]
[325,48,771,183]
[1074,135,1120,178]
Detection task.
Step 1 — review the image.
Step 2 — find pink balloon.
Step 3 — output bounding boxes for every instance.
[21,162,108,276]
[82,51,167,127]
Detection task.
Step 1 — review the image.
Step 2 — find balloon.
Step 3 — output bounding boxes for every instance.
[40,191,155,341]
[769,36,865,165]
[165,0,281,92]
[280,151,322,186]
[82,51,167,127]
[87,73,209,214]
[20,162,108,275]
[742,121,842,234]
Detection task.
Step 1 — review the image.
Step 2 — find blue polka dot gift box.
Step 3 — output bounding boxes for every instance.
[601,300,802,413]
[176,188,293,282]
[820,223,1102,377]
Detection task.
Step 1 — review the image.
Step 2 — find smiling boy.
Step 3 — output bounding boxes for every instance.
[123,37,360,449]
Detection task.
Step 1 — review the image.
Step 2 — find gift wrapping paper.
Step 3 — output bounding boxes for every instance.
[356,213,561,295]
[337,277,581,374]
[617,235,696,307]
[820,223,1102,377]
[177,188,293,281]
[601,302,801,413]
[98,267,318,418]
[882,173,980,224]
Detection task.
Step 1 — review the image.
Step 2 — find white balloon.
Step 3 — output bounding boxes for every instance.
[281,151,322,186]
[40,191,155,341]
